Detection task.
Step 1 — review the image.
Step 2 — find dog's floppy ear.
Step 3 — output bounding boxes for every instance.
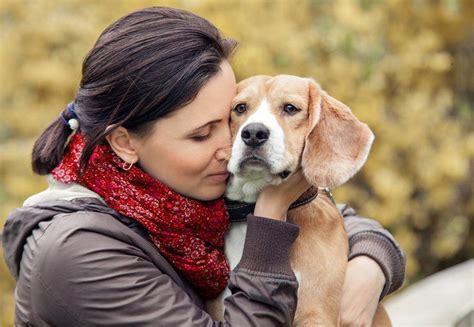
[301,79,374,188]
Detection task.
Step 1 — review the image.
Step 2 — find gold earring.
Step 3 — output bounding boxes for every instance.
[122,160,134,171]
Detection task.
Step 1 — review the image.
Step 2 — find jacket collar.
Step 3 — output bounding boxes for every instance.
[23,175,105,207]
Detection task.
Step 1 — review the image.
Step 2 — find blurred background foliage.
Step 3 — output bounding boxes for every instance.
[0,0,473,325]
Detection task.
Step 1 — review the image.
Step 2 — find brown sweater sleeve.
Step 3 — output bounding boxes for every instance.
[337,203,406,299]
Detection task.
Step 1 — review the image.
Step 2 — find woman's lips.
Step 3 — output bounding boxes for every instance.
[208,171,230,182]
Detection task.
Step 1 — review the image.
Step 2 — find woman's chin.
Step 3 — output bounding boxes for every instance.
[192,184,227,201]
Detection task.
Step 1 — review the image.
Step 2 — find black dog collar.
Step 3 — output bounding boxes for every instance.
[225,186,322,222]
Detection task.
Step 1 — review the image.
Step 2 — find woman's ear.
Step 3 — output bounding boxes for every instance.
[105,126,139,164]
[301,79,374,188]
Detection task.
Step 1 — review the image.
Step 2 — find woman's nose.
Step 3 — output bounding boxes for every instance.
[215,145,231,162]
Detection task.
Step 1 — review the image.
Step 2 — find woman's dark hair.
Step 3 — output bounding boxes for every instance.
[32,6,238,175]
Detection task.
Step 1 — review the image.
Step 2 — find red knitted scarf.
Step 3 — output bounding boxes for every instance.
[52,133,230,299]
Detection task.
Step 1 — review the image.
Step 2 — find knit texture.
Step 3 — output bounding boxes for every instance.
[237,214,300,277]
[348,231,406,299]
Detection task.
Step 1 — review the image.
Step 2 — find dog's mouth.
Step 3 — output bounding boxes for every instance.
[238,155,292,180]
[239,155,269,170]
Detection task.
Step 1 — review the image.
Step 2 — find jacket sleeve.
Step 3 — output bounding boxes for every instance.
[337,203,406,299]
[31,213,299,326]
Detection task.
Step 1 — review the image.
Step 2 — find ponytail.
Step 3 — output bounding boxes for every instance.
[31,104,76,175]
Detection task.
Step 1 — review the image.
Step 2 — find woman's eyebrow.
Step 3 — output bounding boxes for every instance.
[190,119,221,133]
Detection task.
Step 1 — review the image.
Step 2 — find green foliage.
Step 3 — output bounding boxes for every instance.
[1,0,473,325]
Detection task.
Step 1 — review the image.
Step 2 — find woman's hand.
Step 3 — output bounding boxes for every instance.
[338,256,386,327]
[254,169,311,221]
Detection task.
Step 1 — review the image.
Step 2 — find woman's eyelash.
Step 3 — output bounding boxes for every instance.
[192,133,211,141]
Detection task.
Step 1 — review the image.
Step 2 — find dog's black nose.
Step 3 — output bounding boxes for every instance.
[241,123,270,147]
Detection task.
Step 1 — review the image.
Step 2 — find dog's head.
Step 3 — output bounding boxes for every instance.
[226,75,374,201]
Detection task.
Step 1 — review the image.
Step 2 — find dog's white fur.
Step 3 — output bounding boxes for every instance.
[226,99,289,202]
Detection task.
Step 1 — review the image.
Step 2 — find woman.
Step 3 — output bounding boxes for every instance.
[2,7,405,326]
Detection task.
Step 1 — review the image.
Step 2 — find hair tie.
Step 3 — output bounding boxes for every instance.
[67,101,77,118]
[60,101,79,130]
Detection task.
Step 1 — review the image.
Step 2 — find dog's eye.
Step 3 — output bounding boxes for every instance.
[283,103,300,115]
[233,103,247,115]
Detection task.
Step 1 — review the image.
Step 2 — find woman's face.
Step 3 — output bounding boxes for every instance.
[132,61,236,201]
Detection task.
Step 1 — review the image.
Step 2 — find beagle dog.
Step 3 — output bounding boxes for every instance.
[207,75,391,326]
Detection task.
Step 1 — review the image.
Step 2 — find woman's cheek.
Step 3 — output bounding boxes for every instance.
[185,144,214,173]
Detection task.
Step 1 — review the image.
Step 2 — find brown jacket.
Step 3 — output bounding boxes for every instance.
[2,182,405,326]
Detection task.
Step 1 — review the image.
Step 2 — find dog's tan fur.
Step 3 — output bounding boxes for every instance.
[289,195,348,326]
[228,75,391,326]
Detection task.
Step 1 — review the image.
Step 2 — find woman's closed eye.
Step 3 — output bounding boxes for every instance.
[189,119,230,143]
[190,125,214,142]
[191,133,212,142]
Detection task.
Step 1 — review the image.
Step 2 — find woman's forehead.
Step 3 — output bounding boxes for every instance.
[159,63,236,131]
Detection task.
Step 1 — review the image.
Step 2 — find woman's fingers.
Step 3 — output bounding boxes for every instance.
[254,169,311,221]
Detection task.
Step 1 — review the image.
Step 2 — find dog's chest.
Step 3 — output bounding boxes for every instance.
[224,221,247,270]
